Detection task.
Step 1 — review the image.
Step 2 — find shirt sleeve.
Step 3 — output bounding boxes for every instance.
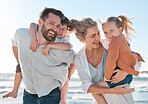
[117,60,140,76]
[12,28,30,47]
[54,35,73,48]
[75,55,93,93]
[12,28,23,47]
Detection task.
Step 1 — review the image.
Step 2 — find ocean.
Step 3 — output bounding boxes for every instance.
[0,71,148,104]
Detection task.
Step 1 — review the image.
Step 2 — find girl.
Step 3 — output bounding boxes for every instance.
[97,15,144,88]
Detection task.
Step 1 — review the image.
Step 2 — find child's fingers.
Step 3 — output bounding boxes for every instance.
[115,84,129,88]
[110,78,119,83]
[42,50,45,55]
[3,94,9,98]
[113,69,120,73]
[36,44,39,48]
[45,51,49,56]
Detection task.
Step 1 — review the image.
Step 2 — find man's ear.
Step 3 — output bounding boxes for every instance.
[38,19,43,26]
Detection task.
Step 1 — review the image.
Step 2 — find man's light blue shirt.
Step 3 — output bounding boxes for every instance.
[12,28,75,97]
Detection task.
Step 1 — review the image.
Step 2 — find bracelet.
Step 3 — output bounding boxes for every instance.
[16,64,21,73]
[68,71,71,80]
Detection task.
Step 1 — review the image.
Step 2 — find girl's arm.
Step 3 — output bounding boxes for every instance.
[3,46,22,99]
[42,43,71,55]
[30,23,39,52]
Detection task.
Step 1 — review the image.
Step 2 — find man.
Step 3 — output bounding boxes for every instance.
[12,7,75,104]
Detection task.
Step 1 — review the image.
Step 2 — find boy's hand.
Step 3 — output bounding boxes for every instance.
[30,38,38,52]
[42,44,51,56]
[3,91,17,99]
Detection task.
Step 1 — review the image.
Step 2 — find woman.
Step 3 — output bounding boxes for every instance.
[69,18,134,104]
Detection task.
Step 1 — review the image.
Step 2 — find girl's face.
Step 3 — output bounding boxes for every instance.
[81,25,101,49]
[102,21,122,42]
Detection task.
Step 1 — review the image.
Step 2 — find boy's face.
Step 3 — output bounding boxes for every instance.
[57,24,67,39]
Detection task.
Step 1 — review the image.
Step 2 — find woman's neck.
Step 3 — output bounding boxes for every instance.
[85,42,104,67]
[86,42,102,55]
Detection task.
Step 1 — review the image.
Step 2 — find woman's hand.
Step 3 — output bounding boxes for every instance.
[110,69,128,83]
[113,84,135,94]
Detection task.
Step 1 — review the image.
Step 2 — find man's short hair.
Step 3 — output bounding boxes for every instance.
[39,7,64,22]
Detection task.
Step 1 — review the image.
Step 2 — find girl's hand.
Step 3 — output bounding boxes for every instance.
[110,69,128,83]
[42,45,51,55]
[3,91,17,99]
[30,38,38,52]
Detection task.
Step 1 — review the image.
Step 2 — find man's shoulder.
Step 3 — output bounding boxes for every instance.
[16,28,29,34]
[15,28,30,40]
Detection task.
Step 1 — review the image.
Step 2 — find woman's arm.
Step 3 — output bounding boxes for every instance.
[75,53,134,95]
[87,84,134,94]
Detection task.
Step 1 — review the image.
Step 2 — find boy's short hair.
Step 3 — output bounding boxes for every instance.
[61,16,69,26]
[39,7,64,22]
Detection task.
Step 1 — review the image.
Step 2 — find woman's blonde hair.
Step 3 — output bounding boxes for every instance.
[102,15,136,40]
[68,18,97,39]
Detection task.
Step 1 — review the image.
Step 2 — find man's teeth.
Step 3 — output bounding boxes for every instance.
[94,42,98,44]
[49,31,55,35]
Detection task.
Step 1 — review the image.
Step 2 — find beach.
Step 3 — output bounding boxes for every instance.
[0,71,148,104]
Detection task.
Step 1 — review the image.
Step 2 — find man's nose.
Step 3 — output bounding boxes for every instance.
[52,25,59,32]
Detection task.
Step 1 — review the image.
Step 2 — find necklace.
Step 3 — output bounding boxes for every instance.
[94,57,97,60]
[86,48,98,61]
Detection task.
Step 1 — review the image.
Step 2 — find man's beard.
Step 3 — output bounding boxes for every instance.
[41,24,58,41]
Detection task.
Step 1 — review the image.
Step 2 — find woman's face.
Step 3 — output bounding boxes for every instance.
[83,25,101,48]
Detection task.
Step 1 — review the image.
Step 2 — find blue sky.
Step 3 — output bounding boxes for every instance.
[0,0,148,73]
